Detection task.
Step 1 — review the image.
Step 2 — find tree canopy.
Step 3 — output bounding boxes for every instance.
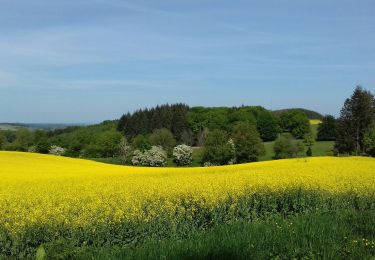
[202,129,235,166]
[232,122,265,163]
[279,110,310,139]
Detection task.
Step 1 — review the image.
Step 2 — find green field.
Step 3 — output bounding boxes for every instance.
[0,124,22,131]
[259,140,334,161]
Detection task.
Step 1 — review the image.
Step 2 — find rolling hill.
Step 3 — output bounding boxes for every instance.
[0,152,373,258]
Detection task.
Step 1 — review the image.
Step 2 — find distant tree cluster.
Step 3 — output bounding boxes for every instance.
[273,108,323,120]
[271,86,375,159]
[201,122,265,166]
[0,121,122,158]
[187,106,280,143]
[279,110,310,139]
[115,105,286,166]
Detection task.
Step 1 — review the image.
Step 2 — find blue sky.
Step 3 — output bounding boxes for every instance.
[0,0,374,123]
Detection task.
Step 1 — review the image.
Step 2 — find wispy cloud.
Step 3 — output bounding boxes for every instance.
[52,78,174,91]
[92,0,180,16]
[0,0,374,122]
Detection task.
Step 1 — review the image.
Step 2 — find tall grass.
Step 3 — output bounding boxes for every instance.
[75,210,375,260]
[2,189,374,258]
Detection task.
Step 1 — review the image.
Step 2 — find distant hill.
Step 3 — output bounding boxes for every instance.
[0,124,22,131]
[0,123,87,131]
[272,108,323,120]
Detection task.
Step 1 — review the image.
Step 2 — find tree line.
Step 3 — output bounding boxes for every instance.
[117,104,313,144]
[0,86,374,166]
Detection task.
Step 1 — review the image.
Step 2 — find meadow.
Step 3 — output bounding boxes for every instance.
[0,151,374,259]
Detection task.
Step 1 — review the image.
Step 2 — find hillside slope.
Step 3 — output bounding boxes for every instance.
[273,108,323,119]
[0,152,374,258]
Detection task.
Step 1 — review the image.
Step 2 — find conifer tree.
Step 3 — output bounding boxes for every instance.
[335,86,375,155]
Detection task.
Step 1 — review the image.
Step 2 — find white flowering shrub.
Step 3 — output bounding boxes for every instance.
[49,145,66,156]
[173,145,193,166]
[131,150,144,166]
[131,146,167,167]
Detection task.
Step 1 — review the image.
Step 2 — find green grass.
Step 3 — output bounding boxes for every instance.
[43,210,375,259]
[29,189,375,259]
[259,140,334,161]
[310,123,319,137]
[88,157,124,165]
[310,141,335,156]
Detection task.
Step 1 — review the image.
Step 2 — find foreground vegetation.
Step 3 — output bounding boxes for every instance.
[75,210,375,259]
[0,152,374,258]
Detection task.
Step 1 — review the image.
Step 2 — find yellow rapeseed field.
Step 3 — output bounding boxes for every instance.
[0,151,374,256]
[309,119,322,125]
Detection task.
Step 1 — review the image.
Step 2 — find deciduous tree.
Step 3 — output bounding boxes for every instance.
[232,122,265,163]
[279,111,310,139]
[149,128,176,154]
[202,129,235,165]
[273,133,304,159]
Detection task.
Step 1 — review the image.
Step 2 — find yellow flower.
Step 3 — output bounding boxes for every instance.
[0,151,374,241]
